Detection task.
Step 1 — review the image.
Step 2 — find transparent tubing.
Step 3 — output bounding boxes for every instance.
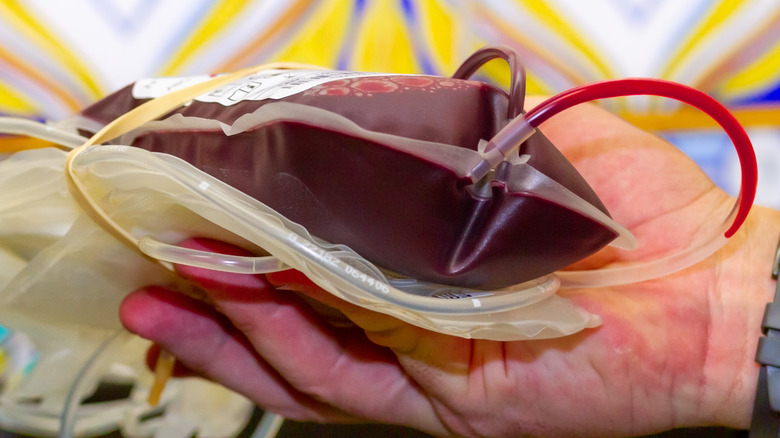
[519,78,758,288]
[59,329,128,438]
[0,117,86,150]
[250,411,285,438]
[138,236,288,274]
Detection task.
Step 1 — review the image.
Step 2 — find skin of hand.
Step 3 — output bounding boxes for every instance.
[119,98,780,437]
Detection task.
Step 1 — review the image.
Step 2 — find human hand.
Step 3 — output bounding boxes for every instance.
[119,99,780,437]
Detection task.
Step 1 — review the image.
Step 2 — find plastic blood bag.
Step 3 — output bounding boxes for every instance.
[0,45,750,342]
[70,55,630,290]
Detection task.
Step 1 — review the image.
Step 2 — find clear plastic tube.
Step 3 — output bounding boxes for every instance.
[139,236,288,274]
[250,411,285,438]
[0,118,86,151]
[59,329,128,438]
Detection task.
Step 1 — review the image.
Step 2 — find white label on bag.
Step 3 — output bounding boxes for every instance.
[131,75,215,100]
[132,70,387,106]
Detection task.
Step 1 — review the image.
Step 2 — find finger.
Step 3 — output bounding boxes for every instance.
[264,267,481,393]
[265,268,429,353]
[173,238,445,432]
[120,286,352,421]
[263,268,508,426]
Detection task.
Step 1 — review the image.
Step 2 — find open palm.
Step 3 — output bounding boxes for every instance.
[120,99,779,437]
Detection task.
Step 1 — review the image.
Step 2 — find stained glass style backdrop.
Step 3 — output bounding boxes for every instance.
[1,0,778,205]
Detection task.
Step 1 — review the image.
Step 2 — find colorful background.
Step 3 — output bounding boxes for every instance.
[1,0,779,205]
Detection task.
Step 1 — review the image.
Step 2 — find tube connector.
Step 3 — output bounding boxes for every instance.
[467,114,535,182]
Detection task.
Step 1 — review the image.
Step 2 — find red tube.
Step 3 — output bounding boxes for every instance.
[524,78,757,238]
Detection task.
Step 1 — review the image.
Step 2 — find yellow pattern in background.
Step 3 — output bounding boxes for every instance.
[520,0,612,80]
[267,0,351,68]
[0,0,103,101]
[0,0,777,127]
[723,38,780,101]
[661,0,739,81]
[352,0,418,73]
[0,79,36,116]
[0,44,83,115]
[160,0,256,76]
[417,0,458,74]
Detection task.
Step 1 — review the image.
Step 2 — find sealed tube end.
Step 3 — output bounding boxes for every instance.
[148,349,176,406]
